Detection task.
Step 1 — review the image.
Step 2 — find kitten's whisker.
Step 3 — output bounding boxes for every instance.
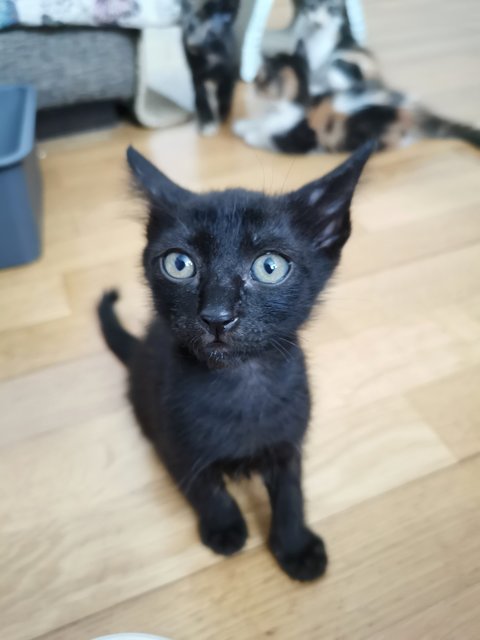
[281,159,296,193]
[277,336,300,350]
[253,151,266,192]
[269,338,292,362]
[268,339,284,359]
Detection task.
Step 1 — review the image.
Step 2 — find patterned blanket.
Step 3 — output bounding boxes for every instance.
[0,0,180,29]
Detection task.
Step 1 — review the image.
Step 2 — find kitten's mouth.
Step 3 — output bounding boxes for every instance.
[204,338,229,353]
[185,332,251,368]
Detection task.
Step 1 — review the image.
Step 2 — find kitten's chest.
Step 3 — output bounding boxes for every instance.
[170,356,310,459]
[305,22,340,71]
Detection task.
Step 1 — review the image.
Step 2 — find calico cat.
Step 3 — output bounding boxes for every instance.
[292,0,376,95]
[181,0,239,135]
[97,142,374,581]
[234,39,480,153]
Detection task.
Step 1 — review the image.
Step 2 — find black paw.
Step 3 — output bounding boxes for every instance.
[200,515,248,556]
[270,528,328,582]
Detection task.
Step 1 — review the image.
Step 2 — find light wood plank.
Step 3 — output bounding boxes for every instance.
[327,244,480,335]
[305,314,480,413]
[0,353,127,447]
[0,313,104,383]
[341,202,480,280]
[354,149,480,231]
[369,582,480,640]
[408,366,480,459]
[0,272,70,333]
[36,457,480,640]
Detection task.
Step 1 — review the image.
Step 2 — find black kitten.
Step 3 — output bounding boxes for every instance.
[97,141,373,581]
[181,0,239,135]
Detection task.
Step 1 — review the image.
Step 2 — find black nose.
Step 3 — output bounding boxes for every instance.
[200,310,238,335]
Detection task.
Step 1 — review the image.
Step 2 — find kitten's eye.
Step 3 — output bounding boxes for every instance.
[162,252,196,280]
[251,253,290,284]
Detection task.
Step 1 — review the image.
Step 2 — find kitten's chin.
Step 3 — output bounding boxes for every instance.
[203,344,243,369]
[192,342,249,369]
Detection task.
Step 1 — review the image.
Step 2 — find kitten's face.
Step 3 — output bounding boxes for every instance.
[256,55,302,101]
[302,0,345,30]
[127,144,373,368]
[144,192,332,367]
[182,0,237,52]
[255,44,308,102]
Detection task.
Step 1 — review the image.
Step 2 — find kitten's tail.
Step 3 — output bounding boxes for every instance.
[97,289,139,366]
[415,108,480,149]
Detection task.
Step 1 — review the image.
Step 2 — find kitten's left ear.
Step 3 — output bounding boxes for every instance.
[288,140,375,253]
[126,146,192,208]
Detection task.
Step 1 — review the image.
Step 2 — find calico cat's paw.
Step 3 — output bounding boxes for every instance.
[243,130,271,150]
[233,121,271,150]
[232,118,253,138]
[270,528,328,582]
[200,514,248,556]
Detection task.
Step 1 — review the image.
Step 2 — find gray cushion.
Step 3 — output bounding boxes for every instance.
[0,28,137,108]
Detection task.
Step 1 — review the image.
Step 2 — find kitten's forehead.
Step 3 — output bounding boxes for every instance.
[185,190,287,260]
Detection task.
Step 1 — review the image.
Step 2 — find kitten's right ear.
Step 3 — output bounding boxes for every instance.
[126,146,192,207]
[287,140,375,254]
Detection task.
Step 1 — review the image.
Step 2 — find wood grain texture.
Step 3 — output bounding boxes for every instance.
[37,458,480,640]
[1,1,480,639]
[408,366,480,459]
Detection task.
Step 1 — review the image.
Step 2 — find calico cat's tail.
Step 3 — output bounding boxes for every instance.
[97,289,139,366]
[416,108,480,149]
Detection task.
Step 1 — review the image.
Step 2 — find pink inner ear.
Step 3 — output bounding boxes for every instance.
[317,220,339,248]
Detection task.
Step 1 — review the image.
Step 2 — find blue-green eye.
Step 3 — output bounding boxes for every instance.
[251,253,290,284]
[162,252,196,280]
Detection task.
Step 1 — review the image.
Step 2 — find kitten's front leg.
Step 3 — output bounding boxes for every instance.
[263,450,328,581]
[181,464,248,556]
[217,72,236,122]
[194,81,219,136]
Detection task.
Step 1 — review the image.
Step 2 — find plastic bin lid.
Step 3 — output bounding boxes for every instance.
[0,84,37,168]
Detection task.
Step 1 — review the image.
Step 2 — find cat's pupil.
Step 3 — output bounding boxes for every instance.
[264,257,276,275]
[175,255,187,271]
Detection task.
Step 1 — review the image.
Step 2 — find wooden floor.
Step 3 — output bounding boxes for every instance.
[1,1,480,639]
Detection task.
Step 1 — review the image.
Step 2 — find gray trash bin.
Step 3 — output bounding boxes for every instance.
[0,85,43,268]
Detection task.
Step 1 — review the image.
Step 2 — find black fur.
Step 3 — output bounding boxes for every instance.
[273,118,318,154]
[97,289,139,365]
[332,58,363,84]
[417,109,480,148]
[181,0,239,131]
[256,43,311,107]
[98,142,373,581]
[343,105,399,151]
